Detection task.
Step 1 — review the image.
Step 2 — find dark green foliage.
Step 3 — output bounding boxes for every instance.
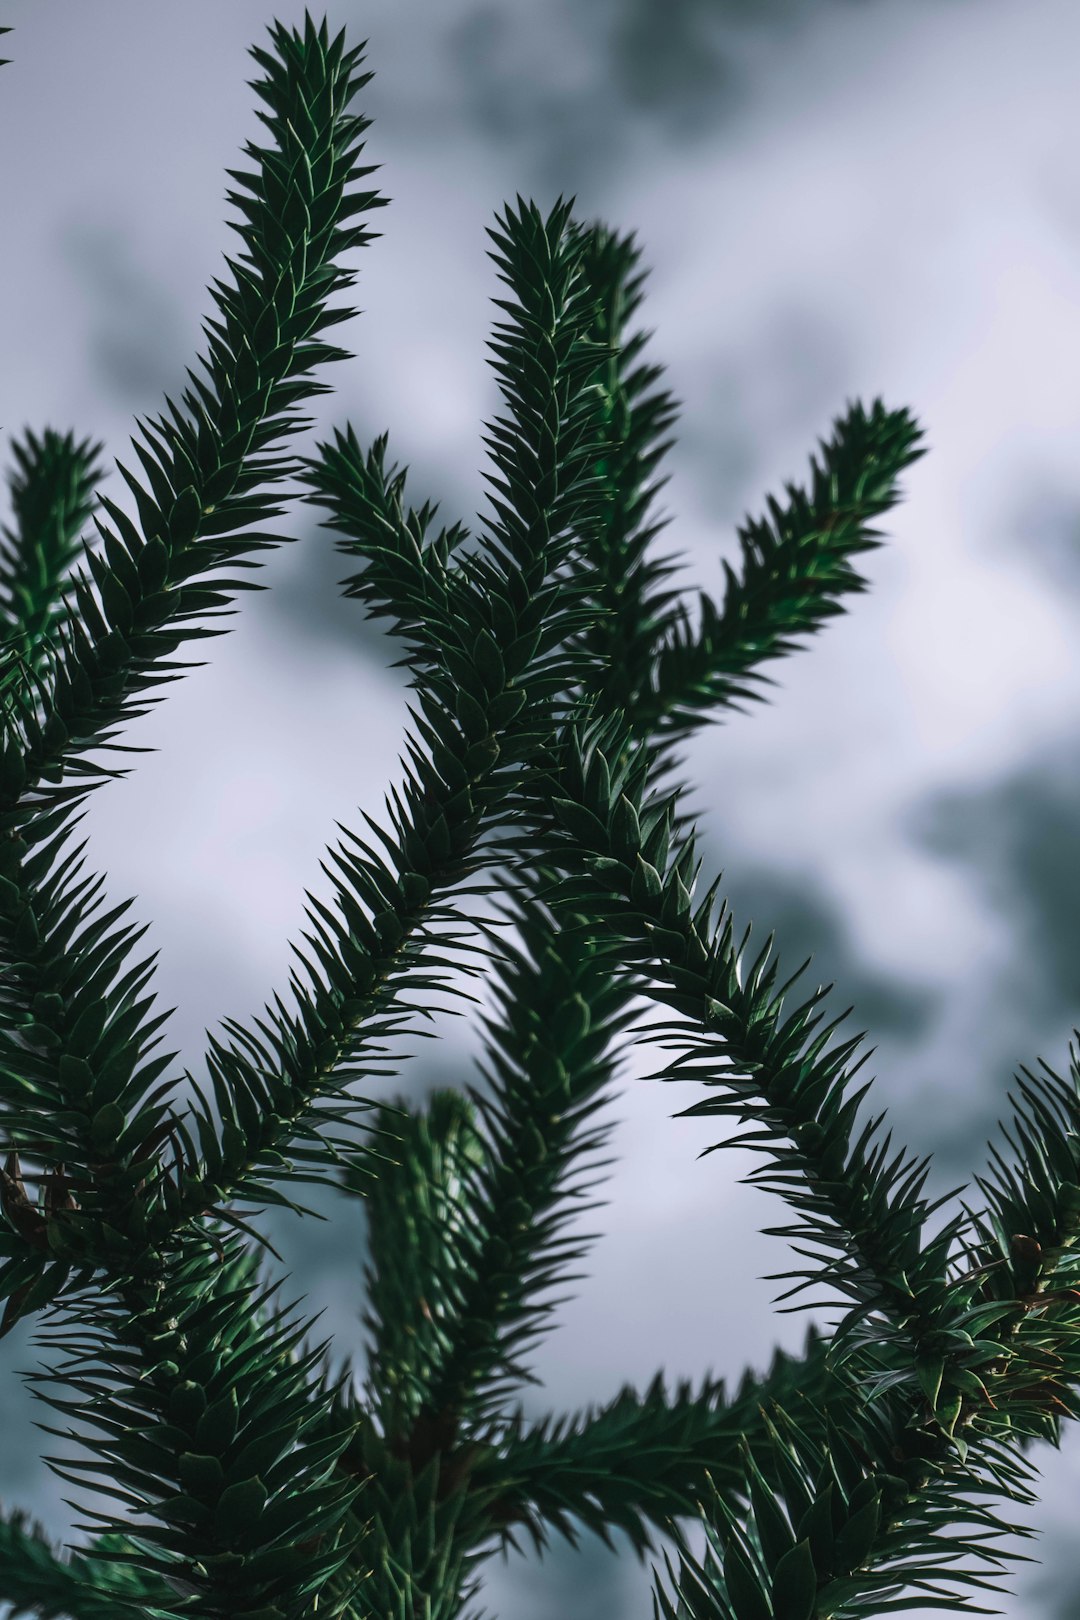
[1,10,1079,1620]
[0,428,106,684]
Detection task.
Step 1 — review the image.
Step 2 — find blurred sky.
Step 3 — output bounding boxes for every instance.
[3,1,1080,1617]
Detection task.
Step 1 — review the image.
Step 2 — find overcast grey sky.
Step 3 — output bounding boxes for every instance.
[4,2,1080,1618]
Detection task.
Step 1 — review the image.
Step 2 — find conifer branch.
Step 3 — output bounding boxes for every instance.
[954,1048,1080,1326]
[58,1322,868,1618]
[550,219,688,728]
[406,900,633,1429]
[1,14,387,828]
[2,173,632,1620]
[651,1395,1039,1620]
[5,10,1080,1619]
[297,220,928,1421]
[0,427,107,686]
[522,705,962,1361]
[26,1230,368,1617]
[0,1505,170,1617]
[287,424,472,681]
[500,718,1080,1613]
[636,399,928,766]
[0,29,618,1343]
[284,219,971,1591]
[634,1052,1080,1617]
[358,1086,491,1438]
[0,10,400,1325]
[473,1328,844,1562]
[153,191,624,1238]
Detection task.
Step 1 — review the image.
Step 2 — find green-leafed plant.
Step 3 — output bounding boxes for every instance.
[0,12,1076,1620]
